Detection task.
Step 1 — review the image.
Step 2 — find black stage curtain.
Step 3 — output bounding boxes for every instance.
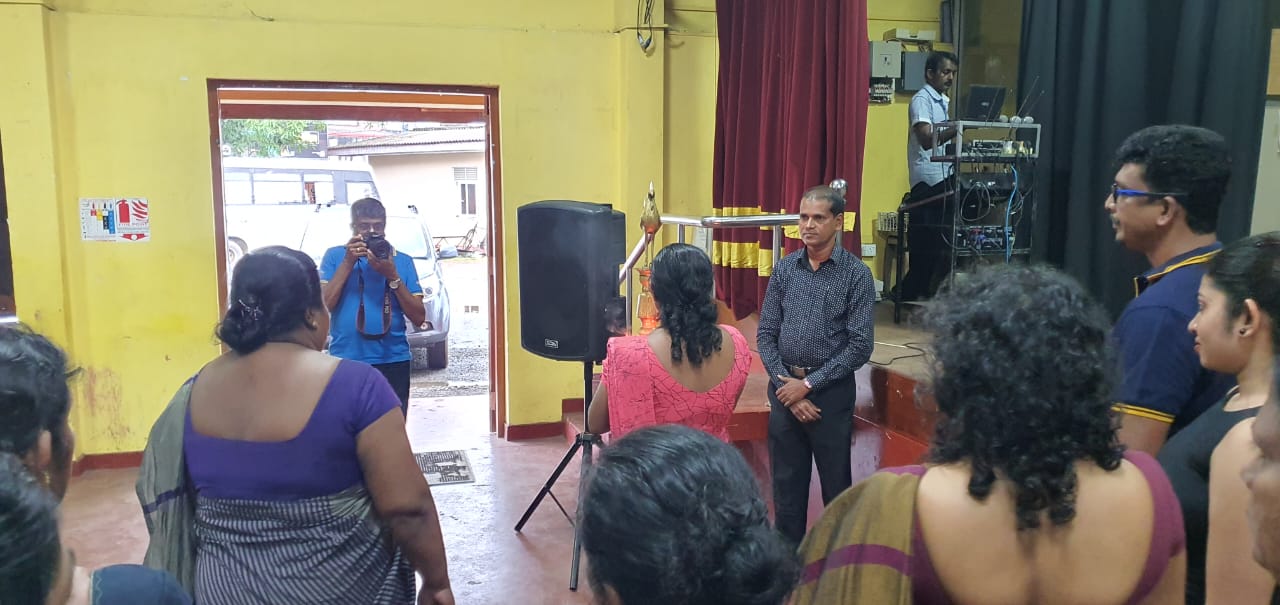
[1018,0,1270,318]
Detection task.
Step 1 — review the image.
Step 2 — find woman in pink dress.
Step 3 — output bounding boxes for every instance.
[587,243,752,442]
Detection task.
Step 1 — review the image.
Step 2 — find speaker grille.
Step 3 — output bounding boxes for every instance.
[517,201,625,362]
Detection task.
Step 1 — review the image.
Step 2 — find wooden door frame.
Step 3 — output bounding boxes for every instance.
[205,80,507,435]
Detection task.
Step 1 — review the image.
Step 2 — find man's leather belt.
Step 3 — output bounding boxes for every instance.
[788,365,818,378]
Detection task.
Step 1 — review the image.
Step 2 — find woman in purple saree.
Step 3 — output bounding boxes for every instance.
[139,247,452,605]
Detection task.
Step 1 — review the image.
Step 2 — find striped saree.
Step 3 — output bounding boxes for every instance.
[791,469,921,605]
[139,379,415,605]
[193,485,414,604]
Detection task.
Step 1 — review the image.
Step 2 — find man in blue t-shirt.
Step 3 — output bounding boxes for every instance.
[1106,125,1236,455]
[320,198,425,417]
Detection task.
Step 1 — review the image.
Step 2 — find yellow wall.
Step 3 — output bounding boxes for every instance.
[2,0,944,453]
[662,0,718,246]
[1,0,669,454]
[0,3,84,436]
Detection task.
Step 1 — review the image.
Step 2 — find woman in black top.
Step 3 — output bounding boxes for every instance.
[1159,232,1280,604]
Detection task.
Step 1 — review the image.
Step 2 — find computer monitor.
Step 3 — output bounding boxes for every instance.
[963,85,1007,121]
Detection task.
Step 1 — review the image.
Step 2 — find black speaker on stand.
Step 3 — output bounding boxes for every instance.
[512,200,626,591]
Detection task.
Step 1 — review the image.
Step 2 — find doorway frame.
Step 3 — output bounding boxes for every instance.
[205,80,507,435]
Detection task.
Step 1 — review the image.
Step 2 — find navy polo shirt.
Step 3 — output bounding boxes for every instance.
[1112,242,1236,435]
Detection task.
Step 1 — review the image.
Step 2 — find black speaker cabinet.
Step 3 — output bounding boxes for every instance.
[517,201,626,362]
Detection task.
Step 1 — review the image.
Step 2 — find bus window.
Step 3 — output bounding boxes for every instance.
[253,171,305,205]
[346,181,376,202]
[219,159,377,206]
[305,173,336,205]
[314,181,336,204]
[224,170,253,205]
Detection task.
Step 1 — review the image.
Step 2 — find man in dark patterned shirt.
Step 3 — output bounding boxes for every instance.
[757,185,876,546]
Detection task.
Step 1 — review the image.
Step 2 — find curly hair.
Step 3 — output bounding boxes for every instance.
[924,265,1123,530]
[651,244,722,367]
[1204,231,1280,342]
[1113,124,1231,234]
[579,425,799,605]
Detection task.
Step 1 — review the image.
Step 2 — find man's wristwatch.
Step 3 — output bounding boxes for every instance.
[803,378,813,390]
[388,278,402,290]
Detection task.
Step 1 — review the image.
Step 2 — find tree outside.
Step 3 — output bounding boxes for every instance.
[220,119,324,157]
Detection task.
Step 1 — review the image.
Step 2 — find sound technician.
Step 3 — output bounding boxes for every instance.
[898,50,960,302]
[757,185,876,547]
[320,198,426,417]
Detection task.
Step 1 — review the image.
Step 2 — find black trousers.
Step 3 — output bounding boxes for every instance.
[900,178,955,301]
[373,361,412,419]
[768,372,857,546]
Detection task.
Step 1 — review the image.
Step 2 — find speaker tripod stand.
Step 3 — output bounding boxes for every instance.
[513,360,601,591]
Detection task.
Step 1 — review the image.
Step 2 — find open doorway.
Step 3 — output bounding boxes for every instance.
[207,82,508,434]
[0,134,14,322]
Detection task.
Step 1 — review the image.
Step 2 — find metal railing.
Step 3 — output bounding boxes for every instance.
[616,213,801,332]
[615,179,846,330]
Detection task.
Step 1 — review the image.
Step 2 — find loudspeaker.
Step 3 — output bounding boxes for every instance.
[517,201,626,362]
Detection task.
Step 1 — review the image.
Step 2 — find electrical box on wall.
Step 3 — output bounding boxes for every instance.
[869,41,902,79]
[899,51,928,92]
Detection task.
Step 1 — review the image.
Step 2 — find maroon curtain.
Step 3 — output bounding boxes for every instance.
[712,0,870,320]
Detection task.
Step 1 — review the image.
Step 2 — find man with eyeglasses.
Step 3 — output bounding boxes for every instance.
[320,197,426,418]
[1107,124,1236,455]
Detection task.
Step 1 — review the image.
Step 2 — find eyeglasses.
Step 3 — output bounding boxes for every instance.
[1110,183,1185,204]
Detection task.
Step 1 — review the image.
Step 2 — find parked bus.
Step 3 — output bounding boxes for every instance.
[222,157,380,266]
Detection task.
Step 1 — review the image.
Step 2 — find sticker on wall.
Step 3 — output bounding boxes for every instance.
[80,198,150,242]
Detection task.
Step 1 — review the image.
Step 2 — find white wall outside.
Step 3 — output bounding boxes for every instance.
[370,152,487,243]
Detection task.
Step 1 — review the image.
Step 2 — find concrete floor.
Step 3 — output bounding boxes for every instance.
[61,394,597,605]
[410,256,492,397]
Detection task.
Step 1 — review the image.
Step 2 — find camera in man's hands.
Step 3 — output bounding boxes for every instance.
[364,233,393,260]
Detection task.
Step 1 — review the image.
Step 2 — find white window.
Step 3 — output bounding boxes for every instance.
[459,184,477,215]
[454,167,478,215]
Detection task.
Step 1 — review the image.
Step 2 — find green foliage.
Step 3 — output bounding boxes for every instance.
[220,119,323,157]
